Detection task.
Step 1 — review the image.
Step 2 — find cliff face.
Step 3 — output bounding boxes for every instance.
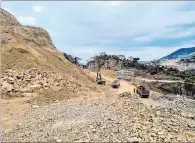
[87,58,120,71]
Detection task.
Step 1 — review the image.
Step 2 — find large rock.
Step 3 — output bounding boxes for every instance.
[2,82,13,92]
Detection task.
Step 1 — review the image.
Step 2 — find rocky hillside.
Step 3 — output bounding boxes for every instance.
[1,9,55,48]
[160,59,195,71]
[1,8,101,99]
[1,8,21,26]
[159,47,195,71]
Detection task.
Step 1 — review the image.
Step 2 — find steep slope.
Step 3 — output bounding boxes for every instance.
[160,47,195,61]
[1,8,21,26]
[1,8,101,100]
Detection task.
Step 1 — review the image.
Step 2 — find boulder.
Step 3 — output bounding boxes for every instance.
[29,84,42,90]
[2,82,13,91]
[19,88,33,93]
[22,93,38,97]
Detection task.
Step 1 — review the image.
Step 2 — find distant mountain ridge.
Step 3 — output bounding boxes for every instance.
[160,47,195,61]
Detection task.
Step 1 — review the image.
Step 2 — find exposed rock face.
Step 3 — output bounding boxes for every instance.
[1,8,55,48]
[1,8,21,26]
[2,25,55,48]
[160,59,195,71]
[107,58,118,70]
[88,58,120,71]
[87,60,100,71]
[117,69,152,80]
[148,82,195,99]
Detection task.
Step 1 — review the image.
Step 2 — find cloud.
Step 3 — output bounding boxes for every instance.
[17,16,36,25]
[133,36,153,42]
[66,39,195,63]
[32,5,43,12]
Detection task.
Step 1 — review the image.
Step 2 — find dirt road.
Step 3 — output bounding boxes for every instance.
[89,72,135,94]
[2,71,195,142]
[135,77,184,83]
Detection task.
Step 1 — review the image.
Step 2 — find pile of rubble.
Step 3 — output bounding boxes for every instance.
[2,91,195,142]
[117,92,195,142]
[1,68,81,98]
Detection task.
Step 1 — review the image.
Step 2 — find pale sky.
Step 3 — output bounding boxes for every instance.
[2,1,195,63]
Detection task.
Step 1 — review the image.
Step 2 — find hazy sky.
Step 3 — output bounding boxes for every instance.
[2,1,195,63]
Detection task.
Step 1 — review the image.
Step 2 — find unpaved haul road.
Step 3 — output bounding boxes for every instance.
[89,71,162,108]
[2,71,195,142]
[135,77,184,83]
[89,72,135,94]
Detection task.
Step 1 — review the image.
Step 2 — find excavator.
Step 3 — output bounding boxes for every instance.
[95,62,106,85]
[96,72,106,85]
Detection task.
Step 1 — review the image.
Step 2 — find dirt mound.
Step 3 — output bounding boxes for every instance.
[1,8,101,101]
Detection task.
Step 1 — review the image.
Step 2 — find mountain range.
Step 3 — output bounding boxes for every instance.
[160,47,195,61]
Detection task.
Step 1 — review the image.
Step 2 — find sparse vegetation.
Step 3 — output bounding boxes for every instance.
[87,52,141,68]
[164,68,195,83]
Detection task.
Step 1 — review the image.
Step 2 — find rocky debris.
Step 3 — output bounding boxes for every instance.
[119,92,132,98]
[2,91,195,142]
[152,93,195,116]
[32,105,40,109]
[1,68,82,98]
[116,92,195,142]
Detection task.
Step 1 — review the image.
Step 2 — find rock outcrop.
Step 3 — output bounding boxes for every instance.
[1,8,55,48]
[1,8,21,26]
[87,58,121,71]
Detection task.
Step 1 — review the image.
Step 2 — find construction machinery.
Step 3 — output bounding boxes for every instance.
[135,85,150,98]
[111,79,120,88]
[96,72,106,85]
